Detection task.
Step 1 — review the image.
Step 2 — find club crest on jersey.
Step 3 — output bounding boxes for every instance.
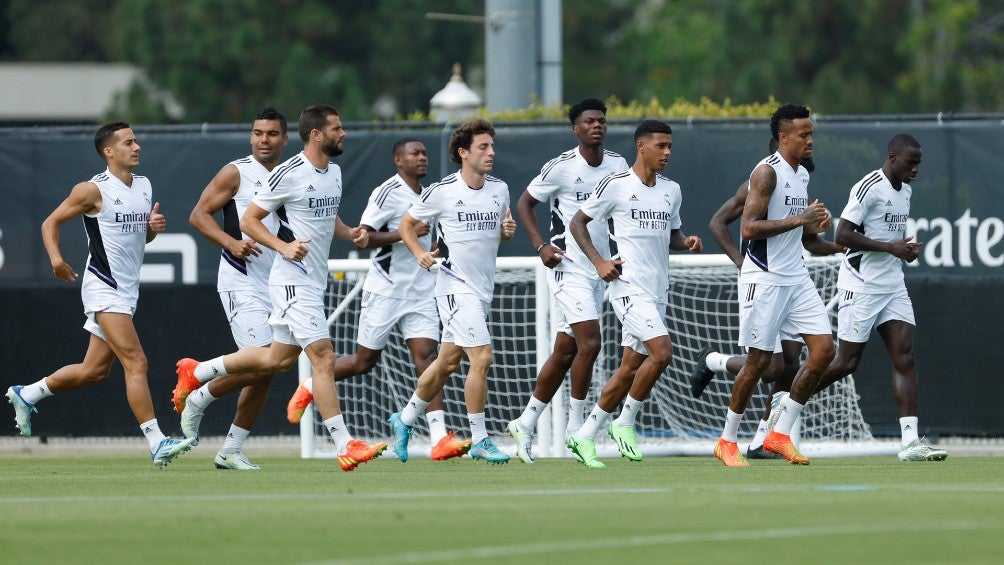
[143,193,150,204]
[493,196,500,208]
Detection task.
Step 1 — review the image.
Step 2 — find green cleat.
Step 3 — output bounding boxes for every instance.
[566,435,605,468]
[608,422,643,461]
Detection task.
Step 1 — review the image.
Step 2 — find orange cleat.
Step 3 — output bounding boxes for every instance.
[172,358,201,414]
[286,383,314,424]
[337,439,388,472]
[430,431,473,461]
[714,437,750,467]
[763,431,810,465]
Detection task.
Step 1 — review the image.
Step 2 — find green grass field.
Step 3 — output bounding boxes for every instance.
[1,451,1002,564]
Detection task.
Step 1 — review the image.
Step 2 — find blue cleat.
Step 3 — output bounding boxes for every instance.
[6,386,38,437]
[469,437,510,464]
[388,412,412,462]
[151,437,197,468]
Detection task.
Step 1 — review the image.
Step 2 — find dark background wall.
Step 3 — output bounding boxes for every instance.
[1,116,1002,437]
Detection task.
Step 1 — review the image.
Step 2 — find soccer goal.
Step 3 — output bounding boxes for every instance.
[299,255,893,459]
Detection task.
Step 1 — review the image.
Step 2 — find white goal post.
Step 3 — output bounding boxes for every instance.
[298,255,894,459]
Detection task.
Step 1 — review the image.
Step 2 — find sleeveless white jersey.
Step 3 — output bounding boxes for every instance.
[526,147,628,277]
[837,169,911,293]
[407,173,510,302]
[578,169,683,303]
[741,152,812,285]
[81,169,153,306]
[358,174,435,299]
[217,156,278,292]
[253,151,342,289]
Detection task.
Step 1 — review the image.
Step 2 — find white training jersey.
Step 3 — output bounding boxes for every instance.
[217,156,279,292]
[741,152,812,285]
[837,169,911,293]
[408,173,510,302]
[359,174,435,299]
[526,146,629,276]
[252,151,342,290]
[578,168,682,303]
[81,169,153,305]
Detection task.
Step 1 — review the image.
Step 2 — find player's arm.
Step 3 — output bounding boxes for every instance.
[570,209,620,281]
[335,216,368,248]
[670,229,702,253]
[741,164,828,240]
[516,190,562,268]
[40,181,101,282]
[836,218,921,262]
[188,164,263,260]
[146,202,165,243]
[357,221,430,250]
[709,182,747,267]
[399,212,438,269]
[241,203,308,262]
[801,231,845,256]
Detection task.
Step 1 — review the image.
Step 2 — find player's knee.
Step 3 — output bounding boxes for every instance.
[469,347,493,370]
[811,342,836,368]
[576,333,601,360]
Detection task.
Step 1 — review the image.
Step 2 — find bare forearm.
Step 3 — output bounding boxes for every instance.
[742,215,805,241]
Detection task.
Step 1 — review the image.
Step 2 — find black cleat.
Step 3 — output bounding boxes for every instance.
[746,444,784,460]
[688,346,716,398]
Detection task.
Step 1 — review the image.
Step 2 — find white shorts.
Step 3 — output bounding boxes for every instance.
[219,290,273,349]
[738,277,831,351]
[268,284,330,348]
[436,293,491,348]
[611,294,669,356]
[548,269,605,336]
[358,292,439,349]
[83,302,136,342]
[837,287,915,343]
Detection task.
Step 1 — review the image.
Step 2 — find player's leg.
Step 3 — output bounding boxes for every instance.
[406,336,468,461]
[508,330,575,463]
[747,341,793,459]
[716,347,772,467]
[390,342,461,462]
[608,334,673,462]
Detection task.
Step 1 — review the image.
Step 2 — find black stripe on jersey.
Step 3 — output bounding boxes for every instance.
[485,174,503,183]
[92,173,109,183]
[374,224,393,276]
[745,238,769,271]
[437,234,451,269]
[375,180,401,208]
[422,174,456,202]
[276,205,295,243]
[746,283,756,302]
[82,216,117,289]
[766,155,781,166]
[854,172,883,202]
[603,149,621,158]
[549,201,567,243]
[234,157,252,164]
[132,174,146,180]
[656,173,670,183]
[554,271,563,283]
[846,249,864,273]
[594,170,630,199]
[607,218,622,274]
[539,151,576,180]
[268,156,304,191]
[285,285,296,300]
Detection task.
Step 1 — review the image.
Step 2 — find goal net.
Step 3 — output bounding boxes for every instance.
[299,255,891,459]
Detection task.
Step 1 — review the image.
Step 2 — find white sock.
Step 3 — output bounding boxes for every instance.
[749,419,769,449]
[518,395,548,432]
[900,416,920,446]
[400,392,429,426]
[323,414,352,454]
[771,391,788,411]
[140,419,166,452]
[302,377,313,393]
[576,405,611,440]
[186,386,217,410]
[194,356,228,383]
[468,412,488,444]
[721,409,742,442]
[426,410,447,444]
[20,378,54,404]
[567,397,588,433]
[706,351,729,372]
[614,395,643,427]
[773,396,805,435]
[220,424,250,455]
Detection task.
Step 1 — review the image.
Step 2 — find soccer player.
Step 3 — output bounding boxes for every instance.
[506,98,628,464]
[177,107,289,470]
[285,138,472,461]
[811,134,947,461]
[564,119,703,468]
[387,118,517,464]
[690,137,844,459]
[4,122,196,467]
[173,104,387,472]
[715,104,835,467]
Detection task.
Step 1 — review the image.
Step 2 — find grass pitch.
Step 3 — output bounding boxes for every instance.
[1,451,1002,564]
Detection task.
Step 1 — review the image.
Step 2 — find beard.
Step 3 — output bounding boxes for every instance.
[323,138,344,157]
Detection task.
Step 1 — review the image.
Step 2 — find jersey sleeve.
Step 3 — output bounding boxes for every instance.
[407,185,443,222]
[839,180,869,226]
[525,158,562,202]
[255,168,299,213]
[579,182,615,222]
[359,187,397,230]
[670,185,683,230]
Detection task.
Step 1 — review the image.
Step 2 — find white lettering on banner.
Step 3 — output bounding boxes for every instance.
[907,209,1004,268]
[141,233,198,284]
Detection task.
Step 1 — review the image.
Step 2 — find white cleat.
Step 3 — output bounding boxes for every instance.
[151,437,197,468]
[214,451,261,470]
[506,419,535,464]
[898,438,948,461]
[179,401,205,446]
[6,386,37,437]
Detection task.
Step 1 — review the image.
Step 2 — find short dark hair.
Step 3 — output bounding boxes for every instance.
[770,103,810,141]
[568,98,606,124]
[392,138,422,156]
[448,118,495,165]
[634,119,671,141]
[94,122,130,158]
[297,104,340,143]
[254,106,287,134]
[888,133,921,154]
